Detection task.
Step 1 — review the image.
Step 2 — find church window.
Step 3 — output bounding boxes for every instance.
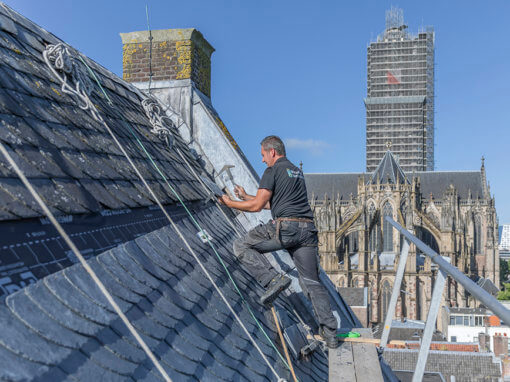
[383,203,393,252]
[381,280,392,320]
[368,203,379,252]
[474,215,482,254]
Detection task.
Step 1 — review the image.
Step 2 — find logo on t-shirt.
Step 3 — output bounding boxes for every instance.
[287,168,304,179]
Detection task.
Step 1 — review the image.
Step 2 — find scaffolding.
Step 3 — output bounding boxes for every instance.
[365,7,435,173]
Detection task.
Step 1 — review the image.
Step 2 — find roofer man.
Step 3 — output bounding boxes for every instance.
[218,135,338,348]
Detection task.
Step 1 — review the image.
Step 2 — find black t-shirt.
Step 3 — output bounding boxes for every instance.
[259,157,313,219]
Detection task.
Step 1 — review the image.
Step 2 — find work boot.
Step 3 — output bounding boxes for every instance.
[260,275,291,305]
[319,326,339,349]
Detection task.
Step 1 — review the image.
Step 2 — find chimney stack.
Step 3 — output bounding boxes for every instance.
[120,28,215,97]
[493,333,509,358]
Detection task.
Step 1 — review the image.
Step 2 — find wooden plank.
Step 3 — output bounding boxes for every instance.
[351,328,384,382]
[308,334,406,347]
[329,342,356,382]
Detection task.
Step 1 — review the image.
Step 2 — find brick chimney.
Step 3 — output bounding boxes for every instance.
[120,29,215,97]
[493,333,509,357]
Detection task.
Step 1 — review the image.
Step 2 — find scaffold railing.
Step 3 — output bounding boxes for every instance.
[381,216,510,382]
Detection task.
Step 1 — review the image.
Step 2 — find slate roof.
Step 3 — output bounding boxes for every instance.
[369,150,408,185]
[412,171,485,200]
[305,172,363,201]
[383,348,502,381]
[0,3,365,381]
[305,171,484,200]
[337,287,367,307]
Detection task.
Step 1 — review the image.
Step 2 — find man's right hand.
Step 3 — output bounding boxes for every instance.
[234,185,247,200]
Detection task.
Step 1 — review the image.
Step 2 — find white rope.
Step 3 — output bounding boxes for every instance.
[0,142,172,382]
[43,44,284,381]
[141,97,175,146]
[141,96,243,237]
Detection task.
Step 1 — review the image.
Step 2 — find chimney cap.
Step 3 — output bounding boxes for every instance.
[120,28,215,56]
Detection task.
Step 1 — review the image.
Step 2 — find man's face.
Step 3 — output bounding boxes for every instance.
[261,146,275,167]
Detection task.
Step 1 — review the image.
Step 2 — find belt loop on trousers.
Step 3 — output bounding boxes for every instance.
[274,217,314,244]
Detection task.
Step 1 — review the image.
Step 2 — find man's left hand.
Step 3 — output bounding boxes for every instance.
[218,194,231,206]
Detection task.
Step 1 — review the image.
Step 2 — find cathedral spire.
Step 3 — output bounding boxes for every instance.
[481,155,489,199]
[368,149,409,185]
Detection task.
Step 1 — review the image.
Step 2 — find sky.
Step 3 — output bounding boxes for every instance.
[5,0,510,223]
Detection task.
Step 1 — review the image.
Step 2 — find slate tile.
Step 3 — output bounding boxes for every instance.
[157,344,203,378]
[31,178,88,215]
[0,343,52,382]
[44,273,116,325]
[16,146,68,177]
[80,151,122,180]
[136,296,177,329]
[115,180,153,206]
[134,235,182,275]
[80,338,138,376]
[1,113,51,147]
[132,366,168,382]
[81,131,121,156]
[109,318,160,350]
[6,289,88,348]
[0,46,25,74]
[146,290,188,322]
[0,306,71,365]
[95,326,147,364]
[79,179,126,210]
[52,178,100,212]
[101,180,139,207]
[159,276,206,312]
[111,247,161,288]
[0,12,16,34]
[107,153,137,178]
[58,350,129,382]
[54,126,89,151]
[0,205,16,219]
[0,177,44,216]
[88,257,141,304]
[122,241,172,281]
[22,117,66,148]
[15,24,44,53]
[126,305,169,341]
[202,351,246,382]
[6,90,60,123]
[0,143,45,177]
[149,229,195,267]
[26,280,107,336]
[97,251,152,296]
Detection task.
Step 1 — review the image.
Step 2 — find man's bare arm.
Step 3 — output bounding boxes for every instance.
[219,188,272,212]
[234,185,270,209]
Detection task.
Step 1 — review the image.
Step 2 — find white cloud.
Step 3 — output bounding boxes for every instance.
[284,138,332,156]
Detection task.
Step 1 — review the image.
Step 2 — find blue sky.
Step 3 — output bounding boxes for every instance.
[6,1,510,224]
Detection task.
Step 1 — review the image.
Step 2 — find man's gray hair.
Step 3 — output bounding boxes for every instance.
[260,135,286,156]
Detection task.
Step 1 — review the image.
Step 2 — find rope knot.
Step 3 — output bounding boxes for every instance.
[43,43,94,111]
[142,97,176,147]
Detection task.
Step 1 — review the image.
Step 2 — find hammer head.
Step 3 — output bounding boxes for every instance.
[219,164,235,184]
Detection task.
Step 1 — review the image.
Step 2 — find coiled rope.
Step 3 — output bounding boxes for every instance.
[42,43,287,381]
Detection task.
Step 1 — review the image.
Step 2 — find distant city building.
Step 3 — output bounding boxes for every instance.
[365,7,435,172]
[442,306,510,354]
[500,225,510,251]
[500,225,510,260]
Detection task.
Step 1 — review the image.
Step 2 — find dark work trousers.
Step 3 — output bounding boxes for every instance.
[233,219,338,330]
